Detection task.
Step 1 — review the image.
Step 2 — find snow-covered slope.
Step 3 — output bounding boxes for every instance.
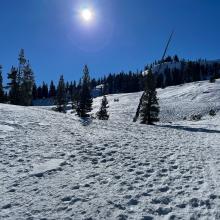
[1,80,220,219]
[147,59,220,74]
[92,79,220,123]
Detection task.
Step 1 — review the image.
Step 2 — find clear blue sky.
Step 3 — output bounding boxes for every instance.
[0,0,219,85]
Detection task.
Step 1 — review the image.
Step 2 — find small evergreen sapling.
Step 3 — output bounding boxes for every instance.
[97,95,109,120]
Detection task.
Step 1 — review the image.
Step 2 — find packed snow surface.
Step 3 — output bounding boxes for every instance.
[30,159,65,177]
[1,80,220,219]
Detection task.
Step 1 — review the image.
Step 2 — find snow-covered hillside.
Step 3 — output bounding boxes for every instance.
[148,59,220,75]
[93,79,220,123]
[1,80,220,219]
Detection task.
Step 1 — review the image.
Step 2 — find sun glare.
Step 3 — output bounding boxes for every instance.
[81,9,93,22]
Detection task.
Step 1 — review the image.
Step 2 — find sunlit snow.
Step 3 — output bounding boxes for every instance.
[1,80,220,219]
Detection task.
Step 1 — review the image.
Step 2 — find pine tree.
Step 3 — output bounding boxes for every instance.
[37,86,43,99]
[156,73,164,88]
[4,92,8,103]
[173,55,179,62]
[7,49,35,105]
[56,75,66,112]
[72,88,79,110]
[32,83,38,100]
[49,80,56,98]
[164,67,172,87]
[18,49,26,87]
[69,81,75,100]
[20,62,34,106]
[7,66,20,105]
[0,65,4,103]
[76,65,93,117]
[42,82,49,98]
[139,69,160,124]
[97,95,109,120]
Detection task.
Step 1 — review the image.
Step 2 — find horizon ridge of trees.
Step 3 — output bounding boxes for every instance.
[1,54,220,105]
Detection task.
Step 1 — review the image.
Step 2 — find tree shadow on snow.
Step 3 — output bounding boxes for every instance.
[157,124,220,134]
[80,117,93,126]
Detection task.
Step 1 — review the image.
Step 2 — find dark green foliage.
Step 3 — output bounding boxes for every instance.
[4,92,8,103]
[66,81,77,102]
[32,83,38,100]
[156,73,164,88]
[7,49,35,106]
[152,57,220,88]
[35,81,56,100]
[71,85,79,109]
[0,65,4,103]
[164,68,172,87]
[49,80,56,98]
[7,66,20,105]
[139,69,160,125]
[65,81,70,100]
[172,68,182,85]
[133,93,144,122]
[76,65,93,117]
[71,80,81,110]
[209,76,216,83]
[164,56,172,62]
[68,81,76,100]
[56,75,66,112]
[91,71,144,96]
[20,63,34,106]
[42,82,49,98]
[97,95,109,120]
[173,55,179,62]
[37,86,43,99]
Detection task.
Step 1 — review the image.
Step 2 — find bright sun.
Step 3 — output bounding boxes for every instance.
[81,9,93,22]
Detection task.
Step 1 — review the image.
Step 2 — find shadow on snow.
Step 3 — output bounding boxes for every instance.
[80,117,93,126]
[157,124,220,134]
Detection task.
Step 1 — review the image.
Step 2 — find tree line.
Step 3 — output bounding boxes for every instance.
[152,59,220,88]
[2,52,219,105]
[0,50,219,125]
[30,71,145,101]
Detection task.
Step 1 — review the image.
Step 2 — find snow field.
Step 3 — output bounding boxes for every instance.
[1,80,220,219]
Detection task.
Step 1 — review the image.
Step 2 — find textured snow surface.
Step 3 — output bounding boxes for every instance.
[30,159,65,177]
[0,125,15,132]
[1,80,220,219]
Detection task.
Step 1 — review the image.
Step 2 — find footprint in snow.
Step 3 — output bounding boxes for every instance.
[2,203,12,209]
[156,207,172,215]
[151,196,171,205]
[127,198,139,206]
[158,186,169,192]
